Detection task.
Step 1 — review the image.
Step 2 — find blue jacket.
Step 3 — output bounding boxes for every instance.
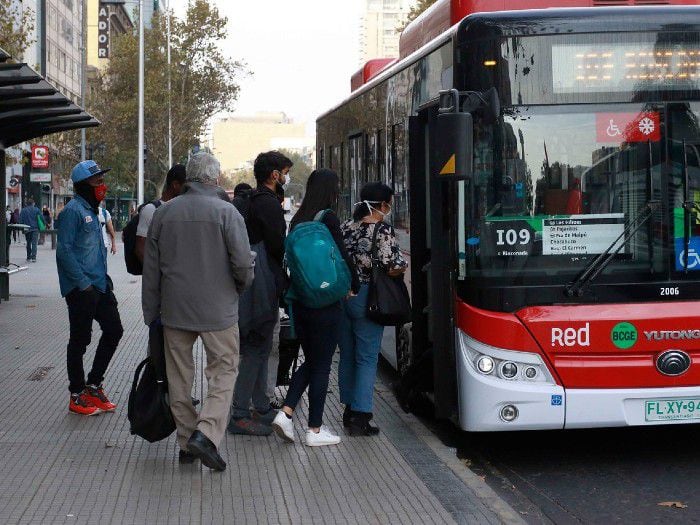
[19,205,40,231]
[56,196,109,297]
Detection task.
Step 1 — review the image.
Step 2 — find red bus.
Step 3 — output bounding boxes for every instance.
[317,2,700,430]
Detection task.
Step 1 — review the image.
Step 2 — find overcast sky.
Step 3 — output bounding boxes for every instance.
[169,0,364,135]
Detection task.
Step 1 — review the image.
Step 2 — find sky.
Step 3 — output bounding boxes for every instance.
[170,0,364,136]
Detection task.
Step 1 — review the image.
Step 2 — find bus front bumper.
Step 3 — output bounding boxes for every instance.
[456,334,700,430]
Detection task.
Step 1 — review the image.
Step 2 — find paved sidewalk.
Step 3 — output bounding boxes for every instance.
[0,241,522,525]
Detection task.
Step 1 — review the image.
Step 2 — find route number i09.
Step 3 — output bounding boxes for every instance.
[496,229,531,246]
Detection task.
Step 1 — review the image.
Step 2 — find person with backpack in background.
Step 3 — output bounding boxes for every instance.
[271,169,360,447]
[19,198,40,262]
[338,182,407,436]
[228,151,291,436]
[56,160,123,416]
[132,164,186,266]
[142,152,254,471]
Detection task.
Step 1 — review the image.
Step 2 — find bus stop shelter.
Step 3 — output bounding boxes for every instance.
[0,47,99,301]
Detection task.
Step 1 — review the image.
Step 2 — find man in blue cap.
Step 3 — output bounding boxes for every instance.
[56,160,124,416]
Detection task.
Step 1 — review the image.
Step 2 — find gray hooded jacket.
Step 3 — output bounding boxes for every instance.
[142,182,255,332]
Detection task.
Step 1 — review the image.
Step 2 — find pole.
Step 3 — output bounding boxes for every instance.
[137,0,145,205]
[166,0,172,168]
[80,0,87,161]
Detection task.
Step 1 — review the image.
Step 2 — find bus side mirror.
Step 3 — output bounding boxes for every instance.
[434,111,473,181]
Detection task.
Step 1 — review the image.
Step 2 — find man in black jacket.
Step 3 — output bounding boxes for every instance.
[228,151,292,436]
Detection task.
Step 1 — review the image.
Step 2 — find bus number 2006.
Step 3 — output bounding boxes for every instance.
[660,287,680,296]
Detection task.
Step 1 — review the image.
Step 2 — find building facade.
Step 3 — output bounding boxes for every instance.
[87,0,134,69]
[359,0,414,63]
[211,112,311,173]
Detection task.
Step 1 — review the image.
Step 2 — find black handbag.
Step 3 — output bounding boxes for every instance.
[366,223,411,326]
[127,321,176,443]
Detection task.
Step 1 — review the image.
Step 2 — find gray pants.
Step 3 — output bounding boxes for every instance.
[230,312,278,419]
[266,315,281,400]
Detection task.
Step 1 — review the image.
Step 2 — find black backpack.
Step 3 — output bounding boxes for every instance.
[127,321,176,443]
[122,200,161,275]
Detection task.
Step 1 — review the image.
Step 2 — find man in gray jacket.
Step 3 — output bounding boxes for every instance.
[142,152,254,471]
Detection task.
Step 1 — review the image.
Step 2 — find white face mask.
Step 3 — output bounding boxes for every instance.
[356,201,391,219]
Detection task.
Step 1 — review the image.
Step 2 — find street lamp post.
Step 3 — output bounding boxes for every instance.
[137,0,145,205]
[166,0,172,168]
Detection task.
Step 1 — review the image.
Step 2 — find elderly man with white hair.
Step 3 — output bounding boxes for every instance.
[142,152,255,471]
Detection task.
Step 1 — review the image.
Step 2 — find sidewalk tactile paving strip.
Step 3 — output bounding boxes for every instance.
[0,242,508,524]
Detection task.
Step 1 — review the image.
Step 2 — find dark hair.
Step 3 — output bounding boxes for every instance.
[290,169,339,230]
[165,164,186,189]
[352,181,394,221]
[253,151,293,185]
[233,182,252,197]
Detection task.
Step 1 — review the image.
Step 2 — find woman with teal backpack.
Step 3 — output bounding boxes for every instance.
[272,169,359,447]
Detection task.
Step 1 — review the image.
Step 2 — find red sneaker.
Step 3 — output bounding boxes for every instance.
[69,392,101,416]
[84,385,117,412]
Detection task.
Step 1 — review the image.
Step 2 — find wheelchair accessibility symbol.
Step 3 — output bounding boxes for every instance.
[679,249,700,270]
[675,237,700,271]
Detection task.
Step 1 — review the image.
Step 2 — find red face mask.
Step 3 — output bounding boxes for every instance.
[94,184,108,202]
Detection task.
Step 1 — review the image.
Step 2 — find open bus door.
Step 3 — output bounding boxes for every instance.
[398,103,461,420]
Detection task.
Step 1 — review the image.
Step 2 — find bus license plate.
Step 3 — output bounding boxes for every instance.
[645,398,700,422]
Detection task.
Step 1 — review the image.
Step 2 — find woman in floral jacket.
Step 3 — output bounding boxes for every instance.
[339,182,407,436]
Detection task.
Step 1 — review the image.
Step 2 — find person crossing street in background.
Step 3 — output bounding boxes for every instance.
[56,160,124,416]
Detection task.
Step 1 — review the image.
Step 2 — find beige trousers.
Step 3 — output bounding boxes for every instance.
[163,324,239,450]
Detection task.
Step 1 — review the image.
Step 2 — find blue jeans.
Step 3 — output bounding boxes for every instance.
[338,284,385,413]
[25,230,37,260]
[284,301,341,428]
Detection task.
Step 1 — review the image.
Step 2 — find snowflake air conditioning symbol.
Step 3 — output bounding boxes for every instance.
[638,117,656,136]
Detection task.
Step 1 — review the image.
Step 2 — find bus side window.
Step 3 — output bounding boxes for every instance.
[392,122,409,231]
[377,129,386,184]
[366,132,377,181]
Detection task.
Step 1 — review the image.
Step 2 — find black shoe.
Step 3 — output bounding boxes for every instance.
[186,430,226,471]
[178,450,197,464]
[348,412,380,436]
[343,405,352,427]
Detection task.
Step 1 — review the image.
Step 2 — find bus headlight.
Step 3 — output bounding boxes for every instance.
[459,330,556,385]
[477,356,495,374]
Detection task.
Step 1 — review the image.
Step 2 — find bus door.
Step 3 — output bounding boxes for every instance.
[402,106,458,420]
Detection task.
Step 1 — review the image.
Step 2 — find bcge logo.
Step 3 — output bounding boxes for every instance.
[551,323,590,347]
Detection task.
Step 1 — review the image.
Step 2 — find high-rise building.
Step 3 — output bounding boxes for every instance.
[359,0,414,63]
[86,0,134,69]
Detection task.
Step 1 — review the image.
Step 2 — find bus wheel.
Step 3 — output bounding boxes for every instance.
[396,323,412,378]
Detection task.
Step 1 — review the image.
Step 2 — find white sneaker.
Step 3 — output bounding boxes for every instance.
[272,410,295,443]
[305,426,341,447]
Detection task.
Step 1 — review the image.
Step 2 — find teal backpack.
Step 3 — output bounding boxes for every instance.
[284,209,351,309]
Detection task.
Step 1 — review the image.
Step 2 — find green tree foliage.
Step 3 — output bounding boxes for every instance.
[397,0,439,32]
[0,0,35,61]
[87,0,245,198]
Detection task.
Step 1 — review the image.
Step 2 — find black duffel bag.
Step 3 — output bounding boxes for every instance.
[127,320,176,442]
[366,223,411,326]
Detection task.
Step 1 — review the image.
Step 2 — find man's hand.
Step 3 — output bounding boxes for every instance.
[110,241,117,255]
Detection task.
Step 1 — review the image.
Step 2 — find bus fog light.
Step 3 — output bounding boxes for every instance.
[524,366,538,379]
[500,404,519,422]
[476,356,495,374]
[500,361,518,379]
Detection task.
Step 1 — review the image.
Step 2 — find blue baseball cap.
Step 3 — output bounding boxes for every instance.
[71,160,111,184]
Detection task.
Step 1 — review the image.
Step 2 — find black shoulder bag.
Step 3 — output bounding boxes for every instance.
[366,223,411,326]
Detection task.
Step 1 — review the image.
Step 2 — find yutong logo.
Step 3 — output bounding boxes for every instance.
[645,330,700,341]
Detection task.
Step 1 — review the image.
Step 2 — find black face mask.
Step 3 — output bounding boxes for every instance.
[74,181,100,211]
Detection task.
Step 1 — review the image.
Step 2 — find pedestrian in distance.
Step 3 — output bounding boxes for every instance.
[338,182,407,436]
[230,182,252,216]
[11,207,19,242]
[142,152,254,471]
[228,151,292,437]
[19,198,40,262]
[39,205,52,245]
[56,160,124,416]
[134,163,186,265]
[271,168,360,447]
[97,202,117,255]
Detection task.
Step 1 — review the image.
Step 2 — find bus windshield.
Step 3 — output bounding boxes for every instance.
[462,103,700,291]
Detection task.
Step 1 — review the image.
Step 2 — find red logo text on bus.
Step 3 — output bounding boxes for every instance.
[596,112,661,143]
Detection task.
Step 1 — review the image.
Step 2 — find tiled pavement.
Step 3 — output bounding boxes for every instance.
[0,241,523,525]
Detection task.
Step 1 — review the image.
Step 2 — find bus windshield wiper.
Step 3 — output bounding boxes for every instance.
[566,141,659,297]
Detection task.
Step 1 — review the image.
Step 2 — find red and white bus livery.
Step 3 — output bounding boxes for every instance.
[317,2,700,430]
